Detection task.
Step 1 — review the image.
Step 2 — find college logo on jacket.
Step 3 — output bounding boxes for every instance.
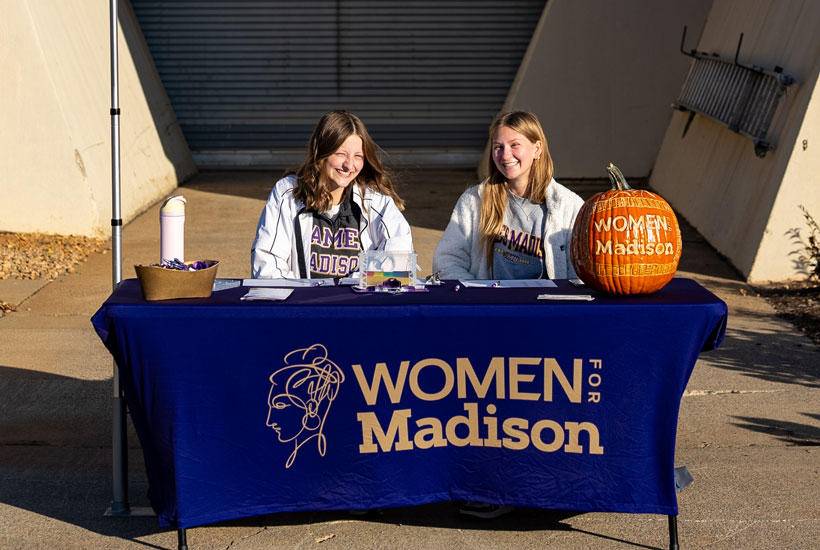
[309,193,362,277]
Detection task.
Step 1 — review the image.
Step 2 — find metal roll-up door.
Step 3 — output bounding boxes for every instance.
[131,0,545,166]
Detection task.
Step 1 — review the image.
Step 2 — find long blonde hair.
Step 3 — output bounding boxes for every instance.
[480,111,554,266]
[293,110,405,212]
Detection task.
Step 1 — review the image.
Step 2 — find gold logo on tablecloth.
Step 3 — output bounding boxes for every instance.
[266,344,345,468]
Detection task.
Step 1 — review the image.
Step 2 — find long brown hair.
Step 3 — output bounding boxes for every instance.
[293,110,405,212]
[480,111,554,265]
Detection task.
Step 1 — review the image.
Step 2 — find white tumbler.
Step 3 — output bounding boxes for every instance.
[160,195,186,263]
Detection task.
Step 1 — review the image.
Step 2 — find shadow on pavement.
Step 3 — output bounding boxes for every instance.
[0,365,160,543]
[704,326,820,388]
[730,413,820,446]
[175,503,665,550]
[347,504,664,549]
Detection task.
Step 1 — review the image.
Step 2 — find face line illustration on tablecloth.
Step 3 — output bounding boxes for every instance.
[266,343,345,468]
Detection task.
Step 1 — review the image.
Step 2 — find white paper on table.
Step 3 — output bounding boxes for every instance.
[459,279,558,288]
[242,278,333,288]
[212,279,242,292]
[240,288,294,301]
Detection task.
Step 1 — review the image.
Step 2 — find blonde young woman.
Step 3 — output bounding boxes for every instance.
[252,110,413,279]
[433,111,584,519]
[433,111,583,282]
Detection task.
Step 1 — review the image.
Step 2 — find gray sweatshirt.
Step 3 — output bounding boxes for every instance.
[432,179,584,280]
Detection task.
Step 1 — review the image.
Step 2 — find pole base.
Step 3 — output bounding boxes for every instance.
[668,514,680,550]
[104,506,155,517]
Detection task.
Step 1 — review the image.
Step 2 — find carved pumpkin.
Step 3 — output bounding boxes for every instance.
[570,164,682,295]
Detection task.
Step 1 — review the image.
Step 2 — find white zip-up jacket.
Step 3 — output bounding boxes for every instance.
[432,179,584,280]
[251,175,413,278]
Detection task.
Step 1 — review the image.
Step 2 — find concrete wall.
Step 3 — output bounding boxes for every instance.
[0,0,196,238]
[491,0,713,180]
[650,0,820,282]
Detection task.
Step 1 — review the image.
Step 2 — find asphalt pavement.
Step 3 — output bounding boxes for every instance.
[0,169,818,550]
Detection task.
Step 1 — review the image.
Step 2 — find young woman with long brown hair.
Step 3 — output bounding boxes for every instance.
[433,111,583,282]
[252,110,412,279]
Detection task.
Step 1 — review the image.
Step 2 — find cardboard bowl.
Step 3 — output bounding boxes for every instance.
[134,260,219,301]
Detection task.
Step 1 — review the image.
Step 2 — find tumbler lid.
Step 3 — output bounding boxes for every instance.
[160,195,186,213]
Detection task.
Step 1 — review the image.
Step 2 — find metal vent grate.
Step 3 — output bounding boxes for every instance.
[673,28,796,157]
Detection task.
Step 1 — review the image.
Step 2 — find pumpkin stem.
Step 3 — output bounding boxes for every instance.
[606,163,632,191]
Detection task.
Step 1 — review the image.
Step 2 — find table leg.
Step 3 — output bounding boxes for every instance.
[110,367,130,515]
[668,515,679,550]
[178,528,188,550]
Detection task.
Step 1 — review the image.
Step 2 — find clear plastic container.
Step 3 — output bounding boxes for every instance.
[358,250,417,289]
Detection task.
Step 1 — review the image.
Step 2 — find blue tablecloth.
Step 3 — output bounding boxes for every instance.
[91,278,727,528]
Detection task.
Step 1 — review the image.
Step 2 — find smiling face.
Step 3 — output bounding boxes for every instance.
[323,134,364,203]
[492,125,543,195]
